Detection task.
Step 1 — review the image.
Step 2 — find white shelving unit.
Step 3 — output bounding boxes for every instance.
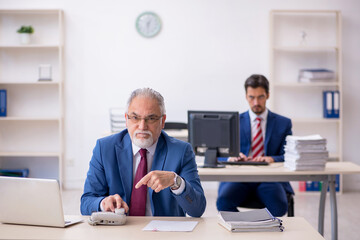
[270,10,342,191]
[0,10,64,183]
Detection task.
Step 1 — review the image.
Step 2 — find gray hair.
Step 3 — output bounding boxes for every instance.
[126,88,166,115]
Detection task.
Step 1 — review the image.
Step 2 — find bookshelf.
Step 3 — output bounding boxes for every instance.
[269,10,342,191]
[0,10,64,183]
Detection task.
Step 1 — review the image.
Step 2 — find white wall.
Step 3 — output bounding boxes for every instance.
[1,0,360,190]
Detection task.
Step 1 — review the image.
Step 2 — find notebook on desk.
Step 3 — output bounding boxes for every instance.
[218,161,269,166]
[0,176,82,228]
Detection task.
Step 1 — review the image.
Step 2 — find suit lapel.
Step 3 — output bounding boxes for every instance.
[115,133,133,203]
[265,110,275,155]
[149,132,167,215]
[151,134,167,171]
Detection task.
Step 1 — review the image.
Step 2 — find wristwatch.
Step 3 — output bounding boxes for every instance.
[170,173,182,190]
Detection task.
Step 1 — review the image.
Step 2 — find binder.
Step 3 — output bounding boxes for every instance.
[323,90,340,119]
[323,91,333,118]
[313,181,321,191]
[306,181,313,191]
[0,168,29,177]
[333,90,340,118]
[298,181,306,192]
[0,89,6,117]
[319,174,340,192]
[306,181,321,191]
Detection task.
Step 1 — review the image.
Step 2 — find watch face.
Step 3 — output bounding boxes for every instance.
[136,12,161,38]
[175,175,182,187]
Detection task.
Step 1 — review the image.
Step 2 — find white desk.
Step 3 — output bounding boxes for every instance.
[197,161,360,240]
[0,216,324,240]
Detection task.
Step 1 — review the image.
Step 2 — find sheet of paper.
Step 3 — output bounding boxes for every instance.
[142,220,198,232]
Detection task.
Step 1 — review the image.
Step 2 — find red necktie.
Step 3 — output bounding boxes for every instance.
[129,148,148,216]
[252,117,264,158]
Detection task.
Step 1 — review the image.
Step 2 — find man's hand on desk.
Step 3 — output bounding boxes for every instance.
[228,153,274,163]
[228,152,249,162]
[101,194,129,213]
[252,156,274,163]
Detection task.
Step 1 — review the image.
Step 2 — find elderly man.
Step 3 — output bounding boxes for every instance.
[81,88,206,217]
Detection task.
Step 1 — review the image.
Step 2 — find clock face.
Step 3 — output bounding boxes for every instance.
[136,12,161,38]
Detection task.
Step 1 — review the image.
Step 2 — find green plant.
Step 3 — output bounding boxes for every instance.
[17,25,34,34]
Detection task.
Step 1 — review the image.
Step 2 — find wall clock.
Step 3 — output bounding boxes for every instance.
[136,12,161,38]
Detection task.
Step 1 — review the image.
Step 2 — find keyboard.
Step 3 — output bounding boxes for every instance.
[218,161,269,166]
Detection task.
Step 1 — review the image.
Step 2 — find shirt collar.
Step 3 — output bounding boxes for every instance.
[249,108,268,122]
[132,139,158,156]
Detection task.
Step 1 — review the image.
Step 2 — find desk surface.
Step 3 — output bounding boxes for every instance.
[0,216,324,240]
[198,162,360,181]
[197,161,360,240]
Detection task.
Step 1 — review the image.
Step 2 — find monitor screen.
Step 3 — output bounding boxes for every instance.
[187,111,239,168]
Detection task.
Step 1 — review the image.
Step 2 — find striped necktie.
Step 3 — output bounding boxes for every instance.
[252,117,264,158]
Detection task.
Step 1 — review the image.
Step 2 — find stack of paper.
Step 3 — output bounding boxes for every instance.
[298,68,335,83]
[218,208,283,232]
[284,134,328,171]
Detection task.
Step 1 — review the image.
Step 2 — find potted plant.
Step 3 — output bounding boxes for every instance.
[17,25,34,44]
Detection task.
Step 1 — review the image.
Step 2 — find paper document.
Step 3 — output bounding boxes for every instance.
[142,220,198,232]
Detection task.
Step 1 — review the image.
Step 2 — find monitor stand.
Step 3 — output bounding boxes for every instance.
[200,149,225,168]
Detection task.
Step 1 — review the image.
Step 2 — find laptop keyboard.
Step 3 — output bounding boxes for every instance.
[218,161,269,166]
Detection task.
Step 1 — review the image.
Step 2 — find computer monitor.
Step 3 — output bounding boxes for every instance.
[187,111,240,168]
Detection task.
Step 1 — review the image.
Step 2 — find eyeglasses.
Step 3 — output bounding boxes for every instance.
[247,95,266,101]
[127,114,163,124]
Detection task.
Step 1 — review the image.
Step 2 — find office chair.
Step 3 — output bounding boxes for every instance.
[164,122,188,130]
[238,192,294,217]
[109,108,126,133]
[163,122,188,142]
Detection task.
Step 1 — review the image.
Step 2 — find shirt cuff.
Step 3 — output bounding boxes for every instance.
[170,177,185,195]
[99,199,105,211]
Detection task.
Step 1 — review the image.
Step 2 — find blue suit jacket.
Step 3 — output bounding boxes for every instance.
[80,130,206,217]
[240,110,294,194]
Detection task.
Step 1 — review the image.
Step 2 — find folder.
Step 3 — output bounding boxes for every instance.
[0,89,6,117]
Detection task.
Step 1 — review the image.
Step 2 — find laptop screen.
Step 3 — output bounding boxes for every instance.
[0,177,66,227]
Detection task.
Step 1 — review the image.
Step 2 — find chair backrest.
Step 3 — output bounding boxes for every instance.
[164,122,187,130]
[109,108,126,133]
[163,122,188,142]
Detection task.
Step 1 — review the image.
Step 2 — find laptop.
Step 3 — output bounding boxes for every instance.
[0,176,83,227]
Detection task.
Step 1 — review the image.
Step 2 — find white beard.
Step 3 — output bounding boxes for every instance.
[132,130,154,148]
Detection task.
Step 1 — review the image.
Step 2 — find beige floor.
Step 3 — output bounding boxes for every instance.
[63,183,360,240]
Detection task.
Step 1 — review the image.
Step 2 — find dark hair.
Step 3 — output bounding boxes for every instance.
[244,74,269,94]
